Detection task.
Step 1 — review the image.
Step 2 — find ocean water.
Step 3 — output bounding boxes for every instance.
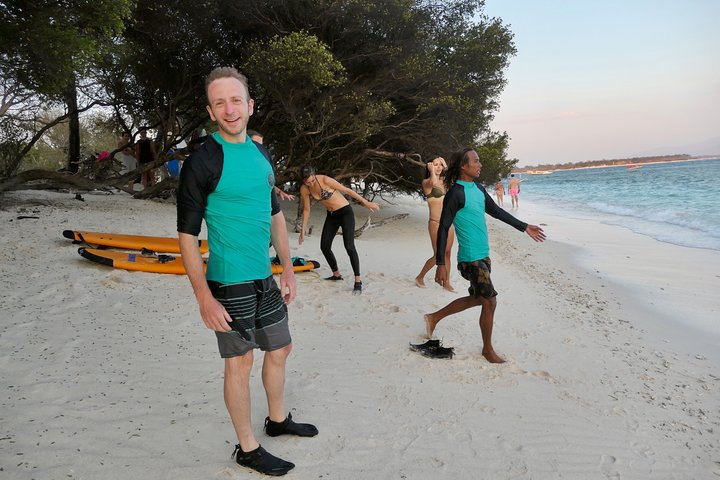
[512,158,720,251]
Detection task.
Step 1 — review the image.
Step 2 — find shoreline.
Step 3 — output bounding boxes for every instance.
[516,155,719,173]
[511,198,720,364]
[1,189,718,479]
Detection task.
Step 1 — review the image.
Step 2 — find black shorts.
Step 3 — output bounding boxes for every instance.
[208,276,291,358]
[458,257,498,299]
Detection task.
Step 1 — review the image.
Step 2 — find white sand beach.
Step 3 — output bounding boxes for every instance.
[1,189,718,479]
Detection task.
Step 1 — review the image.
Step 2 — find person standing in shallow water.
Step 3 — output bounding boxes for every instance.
[177,67,317,477]
[415,155,455,292]
[508,173,521,209]
[424,148,546,363]
[494,180,505,207]
[298,165,380,295]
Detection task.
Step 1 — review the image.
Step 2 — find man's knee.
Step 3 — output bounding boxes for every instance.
[266,343,292,363]
[225,352,254,377]
[480,296,497,309]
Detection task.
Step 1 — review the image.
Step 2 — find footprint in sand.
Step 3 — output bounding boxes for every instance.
[599,454,620,479]
[532,370,558,384]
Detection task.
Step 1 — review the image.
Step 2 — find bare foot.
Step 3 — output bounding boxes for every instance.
[424,314,437,339]
[415,277,426,288]
[443,283,456,293]
[482,349,506,364]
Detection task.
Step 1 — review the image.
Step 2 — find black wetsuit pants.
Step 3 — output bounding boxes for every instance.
[320,204,360,276]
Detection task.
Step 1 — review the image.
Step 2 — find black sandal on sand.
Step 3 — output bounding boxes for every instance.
[422,345,455,359]
[353,281,362,294]
[232,444,294,476]
[324,275,343,281]
[409,339,455,359]
[265,412,319,437]
[409,339,440,352]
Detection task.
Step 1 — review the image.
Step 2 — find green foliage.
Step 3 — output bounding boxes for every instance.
[472,132,518,185]
[248,32,346,91]
[1,0,134,96]
[2,0,518,193]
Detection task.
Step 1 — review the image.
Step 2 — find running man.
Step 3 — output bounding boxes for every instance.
[425,148,546,363]
[177,67,317,477]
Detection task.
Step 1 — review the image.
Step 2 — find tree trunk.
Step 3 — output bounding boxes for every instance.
[65,76,81,174]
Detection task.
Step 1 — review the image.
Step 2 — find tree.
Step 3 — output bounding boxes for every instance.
[0,0,133,175]
[235,0,516,192]
[473,132,518,185]
[2,0,518,195]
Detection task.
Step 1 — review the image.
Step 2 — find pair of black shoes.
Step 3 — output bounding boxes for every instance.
[325,275,363,295]
[232,413,318,476]
[409,339,455,359]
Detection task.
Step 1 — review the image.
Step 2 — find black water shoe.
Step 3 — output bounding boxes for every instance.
[353,281,362,295]
[409,339,440,352]
[232,444,294,476]
[265,413,319,437]
[324,275,343,281]
[409,339,455,359]
[421,345,455,359]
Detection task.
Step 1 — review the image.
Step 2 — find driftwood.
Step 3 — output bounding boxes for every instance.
[0,158,176,199]
[354,213,409,237]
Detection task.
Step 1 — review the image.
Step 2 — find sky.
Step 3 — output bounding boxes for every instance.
[481,0,720,166]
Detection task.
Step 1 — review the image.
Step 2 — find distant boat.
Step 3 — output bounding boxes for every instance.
[626,164,643,170]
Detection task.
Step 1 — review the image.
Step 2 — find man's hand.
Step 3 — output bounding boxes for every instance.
[434,264,449,289]
[279,269,297,305]
[525,225,546,243]
[197,292,232,332]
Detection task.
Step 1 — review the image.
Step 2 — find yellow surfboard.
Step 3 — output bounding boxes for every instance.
[77,248,320,275]
[64,230,208,254]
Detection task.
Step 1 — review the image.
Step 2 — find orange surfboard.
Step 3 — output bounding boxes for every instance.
[64,230,208,254]
[77,248,320,275]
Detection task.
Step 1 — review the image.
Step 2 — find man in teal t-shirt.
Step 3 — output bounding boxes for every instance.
[177,67,317,477]
[424,148,546,363]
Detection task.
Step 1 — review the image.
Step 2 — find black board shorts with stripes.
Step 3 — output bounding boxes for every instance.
[208,276,291,358]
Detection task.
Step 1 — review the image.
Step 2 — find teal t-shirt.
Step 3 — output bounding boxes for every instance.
[205,132,274,282]
[454,180,490,262]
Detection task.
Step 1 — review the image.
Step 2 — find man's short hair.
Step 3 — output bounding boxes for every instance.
[205,67,250,103]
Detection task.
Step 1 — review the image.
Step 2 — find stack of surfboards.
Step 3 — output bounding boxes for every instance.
[63,230,319,275]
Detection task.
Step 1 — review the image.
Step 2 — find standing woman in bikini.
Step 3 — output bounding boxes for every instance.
[415,156,455,292]
[298,165,380,294]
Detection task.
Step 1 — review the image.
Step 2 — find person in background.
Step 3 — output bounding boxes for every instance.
[298,165,380,294]
[247,129,295,201]
[494,180,505,207]
[177,67,317,477]
[135,128,158,188]
[508,173,522,209]
[415,155,455,292]
[117,131,137,190]
[425,148,546,363]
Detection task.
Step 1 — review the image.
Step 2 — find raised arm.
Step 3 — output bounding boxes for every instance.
[482,186,546,242]
[323,176,380,212]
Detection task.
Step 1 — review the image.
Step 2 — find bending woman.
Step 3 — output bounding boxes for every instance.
[415,156,455,292]
[299,166,380,294]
